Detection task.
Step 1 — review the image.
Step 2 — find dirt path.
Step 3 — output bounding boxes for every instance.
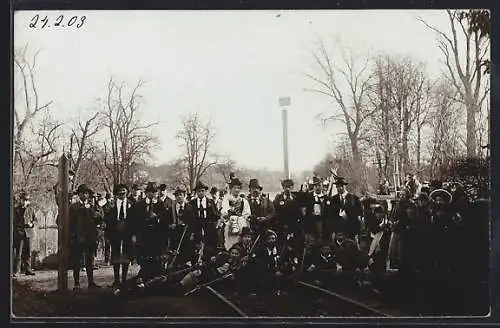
[12,265,235,318]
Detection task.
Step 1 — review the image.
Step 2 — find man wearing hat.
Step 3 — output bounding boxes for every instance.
[190,181,220,250]
[166,186,197,268]
[232,226,255,258]
[304,240,341,284]
[13,191,37,277]
[221,176,251,249]
[128,184,142,206]
[247,178,274,235]
[305,176,330,242]
[132,182,170,285]
[252,229,289,295]
[103,183,136,289]
[159,183,174,211]
[209,186,218,201]
[68,184,103,290]
[272,179,303,246]
[328,177,363,245]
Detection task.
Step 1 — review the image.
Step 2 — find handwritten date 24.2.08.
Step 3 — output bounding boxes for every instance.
[29,15,86,29]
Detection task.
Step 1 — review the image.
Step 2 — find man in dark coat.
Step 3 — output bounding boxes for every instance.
[305,176,331,242]
[328,178,363,245]
[253,229,289,295]
[104,184,136,289]
[304,241,341,284]
[13,192,37,277]
[247,178,275,236]
[69,184,103,290]
[128,184,142,206]
[190,181,220,250]
[159,183,174,210]
[132,182,170,284]
[272,179,303,246]
[166,186,197,269]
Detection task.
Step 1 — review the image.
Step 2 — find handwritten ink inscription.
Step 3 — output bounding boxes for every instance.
[29,15,86,29]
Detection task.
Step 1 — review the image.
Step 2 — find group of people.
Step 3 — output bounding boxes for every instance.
[13,170,482,301]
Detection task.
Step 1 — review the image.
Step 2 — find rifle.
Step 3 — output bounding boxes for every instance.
[185,235,261,296]
[184,271,235,296]
[167,224,189,269]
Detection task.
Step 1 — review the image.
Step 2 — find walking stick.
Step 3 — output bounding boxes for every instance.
[168,224,189,269]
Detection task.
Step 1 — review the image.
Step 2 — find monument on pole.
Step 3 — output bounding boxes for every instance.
[279,97,291,179]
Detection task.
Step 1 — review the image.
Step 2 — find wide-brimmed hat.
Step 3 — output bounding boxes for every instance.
[239,226,253,236]
[228,178,242,188]
[131,184,141,191]
[311,176,322,185]
[159,183,167,191]
[76,184,91,194]
[113,183,129,194]
[370,203,386,214]
[281,179,294,188]
[195,181,209,191]
[210,186,218,194]
[429,189,453,204]
[334,177,348,186]
[265,229,278,239]
[173,186,187,196]
[145,182,158,193]
[248,179,263,190]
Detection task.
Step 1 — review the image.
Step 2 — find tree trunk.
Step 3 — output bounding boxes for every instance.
[466,101,478,157]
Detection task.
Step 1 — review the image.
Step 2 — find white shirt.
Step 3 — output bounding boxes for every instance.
[176,202,185,216]
[267,246,278,256]
[116,198,128,220]
[197,197,207,218]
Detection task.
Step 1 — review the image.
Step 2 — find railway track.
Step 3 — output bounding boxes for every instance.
[196,280,391,317]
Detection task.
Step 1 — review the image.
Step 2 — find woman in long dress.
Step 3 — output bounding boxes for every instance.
[221,177,251,250]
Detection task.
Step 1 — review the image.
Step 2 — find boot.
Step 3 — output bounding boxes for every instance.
[24,261,35,276]
[121,264,129,284]
[13,259,21,275]
[87,266,101,289]
[112,265,121,287]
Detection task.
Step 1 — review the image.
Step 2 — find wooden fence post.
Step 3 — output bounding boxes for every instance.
[57,154,69,292]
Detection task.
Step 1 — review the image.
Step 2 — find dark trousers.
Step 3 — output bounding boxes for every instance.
[110,232,133,284]
[104,237,111,263]
[70,242,96,286]
[201,221,218,250]
[13,233,31,274]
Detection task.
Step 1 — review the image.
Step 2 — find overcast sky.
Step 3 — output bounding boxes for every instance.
[14,10,452,174]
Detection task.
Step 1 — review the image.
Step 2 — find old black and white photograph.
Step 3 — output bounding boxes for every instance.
[12,9,490,318]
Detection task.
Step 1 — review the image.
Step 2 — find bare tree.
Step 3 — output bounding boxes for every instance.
[428,80,465,178]
[213,156,237,183]
[419,10,490,157]
[100,78,158,187]
[176,112,217,193]
[305,40,376,192]
[68,112,101,189]
[368,55,430,184]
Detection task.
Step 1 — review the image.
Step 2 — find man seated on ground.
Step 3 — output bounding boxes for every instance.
[252,229,292,296]
[331,232,369,288]
[177,244,244,293]
[304,241,341,286]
